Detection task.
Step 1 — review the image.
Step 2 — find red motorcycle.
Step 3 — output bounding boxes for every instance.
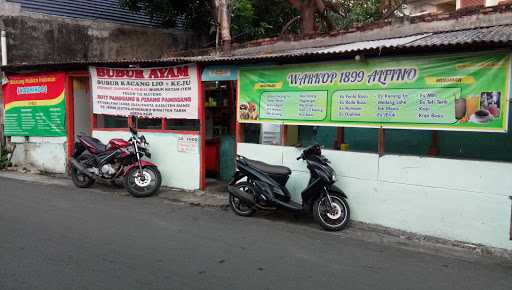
[69,127,162,198]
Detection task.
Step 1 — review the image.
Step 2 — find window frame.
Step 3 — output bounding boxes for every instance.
[92,114,200,135]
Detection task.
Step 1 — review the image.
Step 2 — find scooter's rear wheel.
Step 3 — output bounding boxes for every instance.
[313,195,350,231]
[229,182,256,217]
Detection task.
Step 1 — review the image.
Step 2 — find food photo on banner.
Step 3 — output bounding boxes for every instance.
[238,51,511,132]
[2,72,66,136]
[89,64,199,119]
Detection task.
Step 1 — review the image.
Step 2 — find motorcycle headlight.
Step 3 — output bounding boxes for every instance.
[332,172,337,182]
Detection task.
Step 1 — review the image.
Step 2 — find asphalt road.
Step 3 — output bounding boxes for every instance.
[1,177,511,290]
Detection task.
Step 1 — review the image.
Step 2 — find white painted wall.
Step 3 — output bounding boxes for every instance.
[238,143,512,251]
[9,136,67,173]
[93,130,200,190]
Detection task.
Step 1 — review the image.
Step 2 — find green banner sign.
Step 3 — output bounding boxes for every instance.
[3,72,66,136]
[238,51,511,132]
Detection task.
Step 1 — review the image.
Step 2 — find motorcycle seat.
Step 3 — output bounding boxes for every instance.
[80,136,107,153]
[245,158,292,176]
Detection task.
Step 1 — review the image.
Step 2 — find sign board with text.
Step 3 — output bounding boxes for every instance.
[90,64,199,119]
[238,52,511,132]
[2,72,66,136]
[177,134,199,154]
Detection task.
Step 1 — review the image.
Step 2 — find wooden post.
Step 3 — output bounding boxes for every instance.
[281,125,288,146]
[336,127,344,149]
[378,128,385,156]
[428,131,440,156]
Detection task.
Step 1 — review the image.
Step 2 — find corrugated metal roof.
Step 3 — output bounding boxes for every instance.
[405,25,512,47]
[317,34,432,54]
[199,24,512,62]
[7,0,160,27]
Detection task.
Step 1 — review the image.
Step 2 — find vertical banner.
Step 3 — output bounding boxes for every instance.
[239,51,511,132]
[2,72,66,136]
[90,64,199,119]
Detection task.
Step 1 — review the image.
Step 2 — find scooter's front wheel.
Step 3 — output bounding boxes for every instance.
[313,195,350,231]
[229,182,256,217]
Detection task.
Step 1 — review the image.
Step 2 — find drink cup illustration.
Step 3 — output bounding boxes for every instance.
[455,98,466,120]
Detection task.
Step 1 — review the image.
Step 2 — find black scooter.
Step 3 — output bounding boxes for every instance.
[227,144,350,231]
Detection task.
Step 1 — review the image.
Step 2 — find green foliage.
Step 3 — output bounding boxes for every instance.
[119,0,395,42]
[231,0,297,41]
[0,148,10,170]
[329,0,383,30]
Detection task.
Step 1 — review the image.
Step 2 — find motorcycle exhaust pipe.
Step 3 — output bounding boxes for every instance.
[227,185,256,206]
[69,157,96,179]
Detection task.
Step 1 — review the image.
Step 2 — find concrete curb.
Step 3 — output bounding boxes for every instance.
[0,169,228,207]
[1,169,510,263]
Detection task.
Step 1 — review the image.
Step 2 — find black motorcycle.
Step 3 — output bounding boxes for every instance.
[227,144,350,231]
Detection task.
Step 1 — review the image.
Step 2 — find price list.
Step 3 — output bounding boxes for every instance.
[3,106,66,136]
[331,88,458,124]
[260,91,327,121]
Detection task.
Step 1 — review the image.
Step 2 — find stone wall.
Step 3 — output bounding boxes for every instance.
[0,0,201,65]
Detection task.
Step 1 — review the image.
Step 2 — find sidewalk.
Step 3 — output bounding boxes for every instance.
[0,169,511,263]
[0,169,228,207]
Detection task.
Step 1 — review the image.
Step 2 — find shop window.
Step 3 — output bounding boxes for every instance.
[134,117,163,130]
[297,126,336,149]
[384,129,432,156]
[240,123,379,153]
[437,120,512,163]
[344,127,379,153]
[296,126,379,153]
[239,119,512,162]
[380,114,512,162]
[96,114,129,129]
[166,119,200,131]
[241,123,261,144]
[95,114,200,132]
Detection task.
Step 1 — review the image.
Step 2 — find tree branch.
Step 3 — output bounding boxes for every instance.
[280,15,301,37]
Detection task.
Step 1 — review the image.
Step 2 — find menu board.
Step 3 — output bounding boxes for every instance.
[260,91,327,120]
[238,52,511,132]
[2,72,66,136]
[331,88,459,123]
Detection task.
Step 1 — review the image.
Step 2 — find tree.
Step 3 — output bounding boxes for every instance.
[215,0,232,52]
[120,0,406,46]
[285,0,407,36]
